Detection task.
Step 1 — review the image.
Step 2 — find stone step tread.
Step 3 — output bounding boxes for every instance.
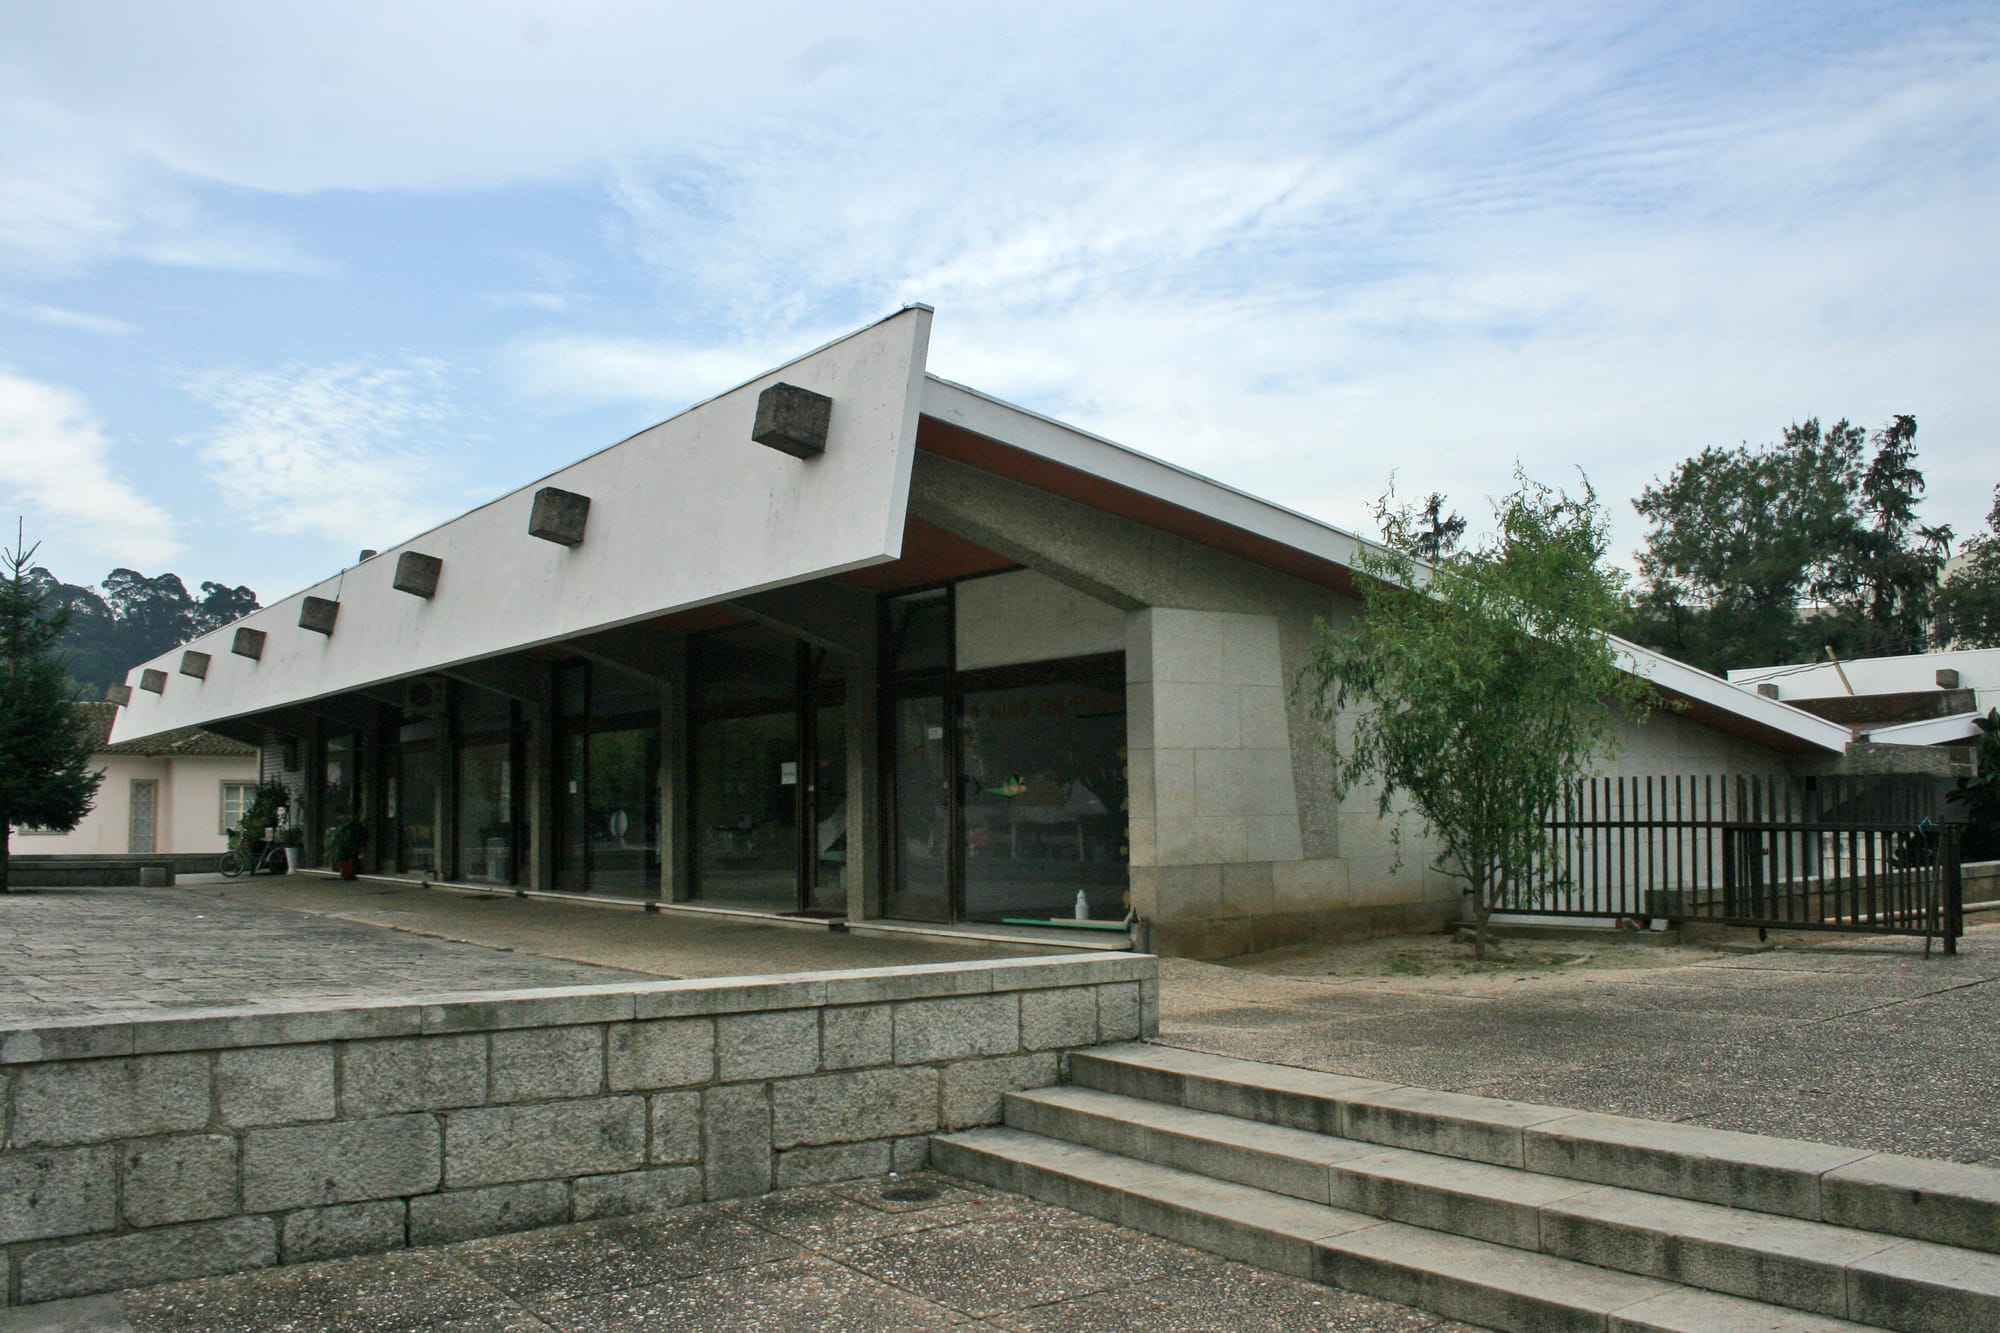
[1608,1287,1885,1332]
[1009,1082,1982,1314]
[1072,1043,2000,1252]
[1009,1084,1606,1209]
[937,1125,1883,1333]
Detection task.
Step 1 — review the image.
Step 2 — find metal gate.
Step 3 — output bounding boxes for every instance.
[1500,774,1963,954]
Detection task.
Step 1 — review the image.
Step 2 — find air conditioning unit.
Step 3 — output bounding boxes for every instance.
[404,677,444,715]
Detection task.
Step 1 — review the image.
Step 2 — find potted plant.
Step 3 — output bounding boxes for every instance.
[323,817,368,881]
[278,824,305,874]
[239,779,291,845]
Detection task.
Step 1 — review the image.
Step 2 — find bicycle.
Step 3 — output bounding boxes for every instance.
[218,834,290,878]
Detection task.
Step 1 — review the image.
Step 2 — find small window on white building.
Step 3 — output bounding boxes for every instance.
[221,781,255,835]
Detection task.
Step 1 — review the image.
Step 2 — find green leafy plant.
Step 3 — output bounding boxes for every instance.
[0,527,104,892]
[322,817,368,864]
[1949,710,2000,863]
[234,779,292,851]
[1301,469,1654,958]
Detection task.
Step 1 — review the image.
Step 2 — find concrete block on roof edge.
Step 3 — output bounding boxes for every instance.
[528,486,590,546]
[753,382,833,459]
[299,596,339,635]
[139,668,167,693]
[232,626,266,659]
[393,550,443,598]
[105,682,132,705]
[179,649,210,679]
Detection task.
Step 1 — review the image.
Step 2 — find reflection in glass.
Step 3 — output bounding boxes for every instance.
[557,732,589,892]
[398,742,439,876]
[958,677,1127,924]
[889,694,950,921]
[694,711,798,908]
[809,702,848,914]
[322,733,359,867]
[456,741,513,883]
[587,727,661,897]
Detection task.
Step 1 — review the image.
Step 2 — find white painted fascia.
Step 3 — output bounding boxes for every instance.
[920,375,1389,577]
[1615,638,1851,752]
[1856,713,1984,746]
[1727,646,2000,699]
[109,308,934,747]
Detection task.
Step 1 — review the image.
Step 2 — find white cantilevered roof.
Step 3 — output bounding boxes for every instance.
[109,307,1850,757]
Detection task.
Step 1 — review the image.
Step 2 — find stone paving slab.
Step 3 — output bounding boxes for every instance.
[1160,917,2000,1165]
[1,1176,1491,1332]
[0,880,1054,1025]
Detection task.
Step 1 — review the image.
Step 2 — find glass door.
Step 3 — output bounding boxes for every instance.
[693,709,800,909]
[886,691,952,921]
[807,700,848,914]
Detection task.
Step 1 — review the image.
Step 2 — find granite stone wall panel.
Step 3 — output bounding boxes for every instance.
[443,1098,645,1188]
[241,1115,442,1212]
[0,952,1157,1307]
[10,1054,210,1147]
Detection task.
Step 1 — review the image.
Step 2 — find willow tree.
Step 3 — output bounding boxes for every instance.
[1,527,103,892]
[1303,470,1652,957]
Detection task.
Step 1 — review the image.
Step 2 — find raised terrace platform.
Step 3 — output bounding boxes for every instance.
[0,951,1158,1306]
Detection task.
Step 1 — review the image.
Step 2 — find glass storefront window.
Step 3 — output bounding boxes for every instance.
[587,726,661,897]
[322,733,360,865]
[693,711,799,908]
[456,740,513,884]
[553,662,663,897]
[809,701,847,914]
[398,741,439,875]
[888,693,951,921]
[957,673,1127,925]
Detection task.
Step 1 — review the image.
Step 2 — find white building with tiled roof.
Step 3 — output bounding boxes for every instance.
[8,701,258,856]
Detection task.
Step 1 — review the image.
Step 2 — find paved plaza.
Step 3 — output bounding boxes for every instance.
[1159,918,2000,1164]
[0,878,1053,1025]
[8,878,1999,1330]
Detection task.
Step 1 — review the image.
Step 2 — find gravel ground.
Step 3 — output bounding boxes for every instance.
[1158,911,2000,1163]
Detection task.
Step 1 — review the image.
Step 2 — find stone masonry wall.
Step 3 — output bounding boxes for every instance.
[0,953,1158,1306]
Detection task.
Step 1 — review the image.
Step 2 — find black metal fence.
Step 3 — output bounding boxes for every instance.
[1499,774,1962,952]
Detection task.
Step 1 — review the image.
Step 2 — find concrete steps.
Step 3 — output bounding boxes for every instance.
[932,1043,2000,1333]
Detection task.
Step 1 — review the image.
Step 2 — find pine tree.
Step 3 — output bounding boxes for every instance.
[0,525,104,892]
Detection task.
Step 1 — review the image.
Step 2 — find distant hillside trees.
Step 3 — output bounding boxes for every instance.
[25,566,260,694]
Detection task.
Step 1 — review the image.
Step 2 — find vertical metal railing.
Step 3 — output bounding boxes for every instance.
[1502,774,1959,951]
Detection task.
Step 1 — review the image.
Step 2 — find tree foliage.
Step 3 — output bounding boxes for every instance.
[25,566,259,694]
[1936,487,2000,649]
[1,530,105,892]
[1410,491,1468,562]
[1948,709,2000,863]
[1302,469,1652,957]
[1624,415,1955,672]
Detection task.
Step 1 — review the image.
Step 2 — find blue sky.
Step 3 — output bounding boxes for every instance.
[2,1,1995,601]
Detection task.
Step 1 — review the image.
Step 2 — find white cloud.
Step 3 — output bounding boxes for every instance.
[501,330,838,415]
[2,0,1995,573]
[0,96,321,278]
[0,370,179,566]
[0,298,137,336]
[482,290,570,313]
[185,360,472,554]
